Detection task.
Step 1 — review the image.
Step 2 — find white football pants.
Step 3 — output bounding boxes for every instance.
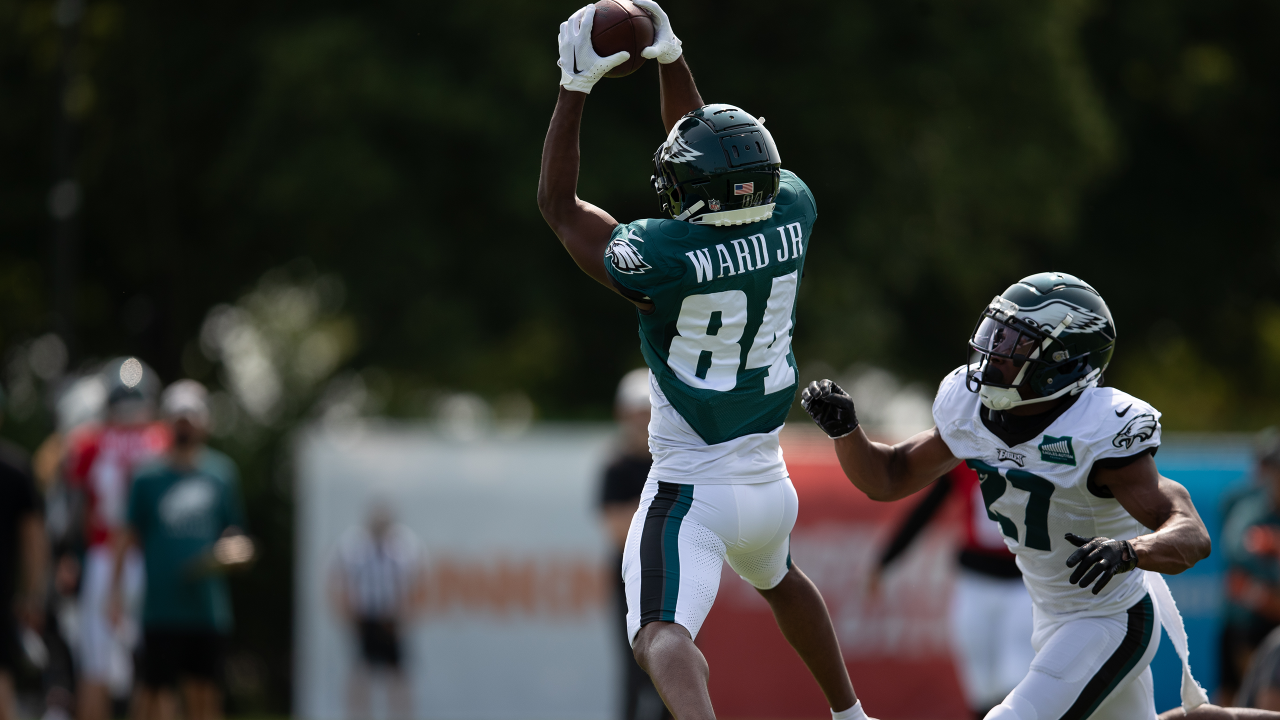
[623,477,798,645]
[78,545,144,695]
[985,593,1160,720]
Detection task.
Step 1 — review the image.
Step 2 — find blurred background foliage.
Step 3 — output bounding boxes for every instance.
[2,0,1279,711]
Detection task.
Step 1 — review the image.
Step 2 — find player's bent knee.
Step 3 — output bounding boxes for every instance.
[754,565,796,595]
[632,620,693,670]
[751,571,788,593]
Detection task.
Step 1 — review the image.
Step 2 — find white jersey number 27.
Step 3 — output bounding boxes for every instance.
[668,271,798,395]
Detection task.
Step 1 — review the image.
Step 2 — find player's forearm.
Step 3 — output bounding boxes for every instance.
[832,430,919,502]
[537,88,588,229]
[1132,512,1211,575]
[658,57,702,134]
[1111,474,1211,575]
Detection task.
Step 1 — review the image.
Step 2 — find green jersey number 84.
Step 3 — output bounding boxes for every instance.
[669,270,798,395]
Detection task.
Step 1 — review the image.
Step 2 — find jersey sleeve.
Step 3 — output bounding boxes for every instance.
[604,221,672,301]
[65,431,98,488]
[931,365,973,433]
[777,170,817,220]
[1085,391,1162,464]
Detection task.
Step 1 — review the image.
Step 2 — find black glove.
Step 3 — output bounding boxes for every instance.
[1064,533,1139,595]
[800,379,859,439]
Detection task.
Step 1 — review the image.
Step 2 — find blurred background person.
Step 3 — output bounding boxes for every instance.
[1221,434,1280,703]
[66,358,168,720]
[38,375,109,720]
[0,387,49,720]
[329,503,426,720]
[868,463,1032,719]
[597,368,669,720]
[110,379,250,720]
[1234,624,1280,711]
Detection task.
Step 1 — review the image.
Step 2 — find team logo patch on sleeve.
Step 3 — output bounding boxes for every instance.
[606,236,651,275]
[1113,413,1158,450]
[1038,435,1076,466]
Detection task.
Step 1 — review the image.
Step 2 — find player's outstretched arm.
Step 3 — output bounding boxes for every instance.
[1097,454,1211,574]
[802,380,961,502]
[1064,453,1212,594]
[634,1,702,133]
[538,88,618,289]
[538,6,634,294]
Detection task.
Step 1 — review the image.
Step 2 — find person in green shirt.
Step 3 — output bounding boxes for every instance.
[109,380,252,720]
[537,3,867,720]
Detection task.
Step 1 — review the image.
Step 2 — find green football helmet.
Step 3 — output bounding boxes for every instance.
[965,272,1116,410]
[650,104,781,227]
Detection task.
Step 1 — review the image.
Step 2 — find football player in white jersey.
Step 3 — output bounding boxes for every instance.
[800,272,1249,720]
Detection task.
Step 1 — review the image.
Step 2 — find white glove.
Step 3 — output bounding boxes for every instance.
[557,4,630,94]
[635,0,683,64]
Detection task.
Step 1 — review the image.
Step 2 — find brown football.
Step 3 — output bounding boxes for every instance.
[590,0,655,78]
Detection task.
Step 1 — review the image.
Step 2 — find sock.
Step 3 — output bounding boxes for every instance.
[832,700,868,720]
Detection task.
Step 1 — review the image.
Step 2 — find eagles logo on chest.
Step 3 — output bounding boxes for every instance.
[996,448,1026,467]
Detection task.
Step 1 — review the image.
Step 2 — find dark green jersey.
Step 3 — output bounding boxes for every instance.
[605,170,817,445]
[127,449,244,631]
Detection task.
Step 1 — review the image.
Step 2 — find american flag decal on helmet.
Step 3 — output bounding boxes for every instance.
[733,182,754,195]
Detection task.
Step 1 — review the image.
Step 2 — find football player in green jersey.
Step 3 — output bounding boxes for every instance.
[538,3,872,720]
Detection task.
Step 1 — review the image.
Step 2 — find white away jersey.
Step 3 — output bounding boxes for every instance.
[932,365,1162,618]
[646,372,788,485]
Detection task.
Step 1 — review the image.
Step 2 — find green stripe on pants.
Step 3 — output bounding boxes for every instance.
[1060,593,1155,720]
[659,483,695,623]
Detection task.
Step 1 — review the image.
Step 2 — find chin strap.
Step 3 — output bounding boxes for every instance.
[673,200,704,222]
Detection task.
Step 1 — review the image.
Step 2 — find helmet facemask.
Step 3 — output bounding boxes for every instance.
[651,145,685,218]
[965,296,1100,411]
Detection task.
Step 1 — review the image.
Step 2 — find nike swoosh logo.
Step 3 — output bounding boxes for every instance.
[1116,403,1132,417]
[573,49,581,75]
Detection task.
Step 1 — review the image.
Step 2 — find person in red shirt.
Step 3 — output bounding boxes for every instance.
[869,463,1033,719]
[65,359,169,720]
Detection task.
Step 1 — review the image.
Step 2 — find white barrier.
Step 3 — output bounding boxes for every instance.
[294,423,619,720]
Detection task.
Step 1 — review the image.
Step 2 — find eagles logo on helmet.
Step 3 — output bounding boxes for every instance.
[651,104,781,227]
[965,272,1117,411]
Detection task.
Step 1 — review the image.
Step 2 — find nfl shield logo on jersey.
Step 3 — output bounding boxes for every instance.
[1038,435,1077,466]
